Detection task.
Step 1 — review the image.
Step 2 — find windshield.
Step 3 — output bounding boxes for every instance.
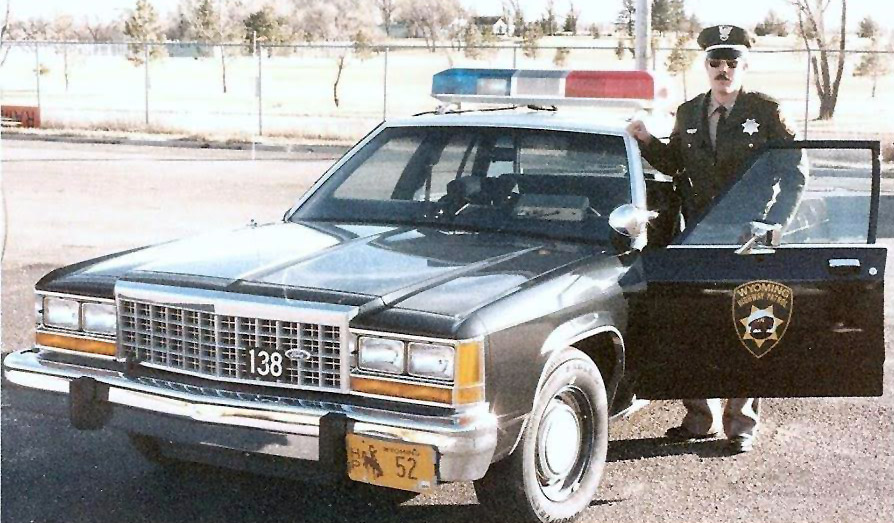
[291,126,632,243]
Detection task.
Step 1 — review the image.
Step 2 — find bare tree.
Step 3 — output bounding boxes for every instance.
[397,0,463,52]
[15,17,51,39]
[172,0,243,93]
[51,14,79,91]
[376,0,398,37]
[292,0,379,107]
[791,0,847,120]
[1,1,13,67]
[504,0,525,36]
[83,17,124,42]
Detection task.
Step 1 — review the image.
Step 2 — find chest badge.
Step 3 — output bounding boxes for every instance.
[732,280,793,358]
[742,118,760,135]
[686,128,698,134]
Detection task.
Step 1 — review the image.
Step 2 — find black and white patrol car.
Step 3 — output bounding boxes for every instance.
[3,69,887,523]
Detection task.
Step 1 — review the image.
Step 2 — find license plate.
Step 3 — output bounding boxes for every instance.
[346,434,437,492]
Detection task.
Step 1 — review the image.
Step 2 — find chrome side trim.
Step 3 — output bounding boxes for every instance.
[35,345,118,361]
[35,291,115,304]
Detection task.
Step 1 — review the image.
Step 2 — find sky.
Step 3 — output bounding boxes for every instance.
[3,0,891,31]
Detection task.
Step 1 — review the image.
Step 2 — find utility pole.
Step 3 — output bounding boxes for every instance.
[635,0,651,70]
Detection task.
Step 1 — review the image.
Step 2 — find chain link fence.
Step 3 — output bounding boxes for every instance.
[1,40,892,144]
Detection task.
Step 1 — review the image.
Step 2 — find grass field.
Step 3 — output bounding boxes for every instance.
[1,35,892,145]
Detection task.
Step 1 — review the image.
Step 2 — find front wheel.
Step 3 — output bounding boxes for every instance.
[474,348,609,523]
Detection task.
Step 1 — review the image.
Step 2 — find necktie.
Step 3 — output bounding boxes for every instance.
[713,105,728,161]
[716,105,728,128]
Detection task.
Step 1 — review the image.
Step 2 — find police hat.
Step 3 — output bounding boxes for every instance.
[697,25,754,59]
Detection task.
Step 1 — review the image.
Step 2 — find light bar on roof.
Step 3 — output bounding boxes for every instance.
[431,68,663,109]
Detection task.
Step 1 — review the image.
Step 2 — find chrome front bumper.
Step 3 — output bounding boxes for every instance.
[2,349,498,483]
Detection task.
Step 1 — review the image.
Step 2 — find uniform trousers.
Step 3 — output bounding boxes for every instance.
[681,398,760,439]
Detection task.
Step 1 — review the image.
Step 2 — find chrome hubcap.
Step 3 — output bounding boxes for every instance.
[539,400,581,477]
[535,386,595,502]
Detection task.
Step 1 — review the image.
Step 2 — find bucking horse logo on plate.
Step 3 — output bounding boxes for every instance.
[732,280,793,358]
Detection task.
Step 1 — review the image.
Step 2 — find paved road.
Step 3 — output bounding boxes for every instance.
[2,140,893,523]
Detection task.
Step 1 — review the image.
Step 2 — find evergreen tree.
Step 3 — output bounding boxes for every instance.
[242,5,287,55]
[857,16,879,39]
[616,0,635,38]
[563,2,579,35]
[755,10,788,37]
[651,0,672,35]
[666,34,695,97]
[854,38,890,98]
[123,0,166,64]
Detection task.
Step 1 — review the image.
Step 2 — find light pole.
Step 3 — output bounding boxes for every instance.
[635,0,651,71]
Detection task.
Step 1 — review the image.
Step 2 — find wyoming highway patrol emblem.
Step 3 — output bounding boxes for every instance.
[732,280,793,358]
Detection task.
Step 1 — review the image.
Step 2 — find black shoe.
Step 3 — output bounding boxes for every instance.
[727,436,754,454]
[664,426,720,442]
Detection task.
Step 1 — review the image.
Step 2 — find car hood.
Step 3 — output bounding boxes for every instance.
[39,221,604,318]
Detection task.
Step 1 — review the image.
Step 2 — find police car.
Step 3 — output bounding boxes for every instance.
[3,69,887,523]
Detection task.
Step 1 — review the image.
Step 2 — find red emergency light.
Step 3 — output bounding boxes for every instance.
[565,70,655,100]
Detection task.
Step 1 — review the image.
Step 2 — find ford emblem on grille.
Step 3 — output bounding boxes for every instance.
[285,348,313,361]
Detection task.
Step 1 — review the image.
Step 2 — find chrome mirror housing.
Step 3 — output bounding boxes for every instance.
[609,204,658,238]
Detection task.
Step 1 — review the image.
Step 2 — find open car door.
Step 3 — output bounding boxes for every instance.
[628,141,888,399]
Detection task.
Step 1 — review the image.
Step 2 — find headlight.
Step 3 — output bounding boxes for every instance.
[43,297,80,330]
[358,337,405,374]
[408,342,454,380]
[82,303,117,335]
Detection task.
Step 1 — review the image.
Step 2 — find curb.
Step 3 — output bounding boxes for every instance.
[1,130,352,157]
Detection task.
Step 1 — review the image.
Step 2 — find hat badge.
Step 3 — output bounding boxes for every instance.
[719,25,733,41]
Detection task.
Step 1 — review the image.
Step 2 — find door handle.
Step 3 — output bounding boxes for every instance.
[828,258,861,276]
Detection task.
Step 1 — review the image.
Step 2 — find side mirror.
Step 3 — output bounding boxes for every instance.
[609,204,658,239]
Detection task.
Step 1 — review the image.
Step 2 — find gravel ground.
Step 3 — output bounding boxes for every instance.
[2,139,893,523]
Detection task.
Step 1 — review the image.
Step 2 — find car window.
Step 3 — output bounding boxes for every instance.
[681,145,881,245]
[333,134,422,200]
[293,126,633,243]
[519,132,629,177]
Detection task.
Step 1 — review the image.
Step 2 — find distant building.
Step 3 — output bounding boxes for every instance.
[471,16,514,37]
[165,41,218,59]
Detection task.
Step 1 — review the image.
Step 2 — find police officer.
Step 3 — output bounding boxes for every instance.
[627,24,807,453]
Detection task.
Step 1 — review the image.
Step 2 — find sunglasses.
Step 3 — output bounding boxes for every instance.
[708,59,739,69]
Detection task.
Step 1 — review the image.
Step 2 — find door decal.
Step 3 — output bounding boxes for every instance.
[732,280,793,358]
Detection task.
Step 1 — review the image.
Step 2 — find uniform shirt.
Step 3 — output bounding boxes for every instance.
[639,89,807,224]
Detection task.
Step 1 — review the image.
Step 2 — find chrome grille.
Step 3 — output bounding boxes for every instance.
[119,299,342,390]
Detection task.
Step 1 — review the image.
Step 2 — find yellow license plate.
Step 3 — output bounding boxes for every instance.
[346,434,437,492]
